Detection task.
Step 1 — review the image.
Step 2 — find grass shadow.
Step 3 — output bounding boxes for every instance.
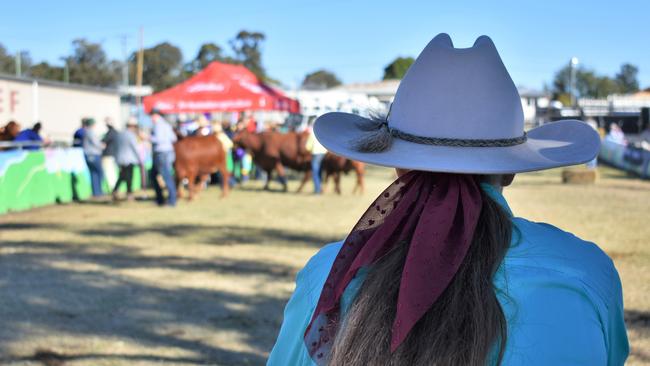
[0,238,290,365]
[74,222,339,247]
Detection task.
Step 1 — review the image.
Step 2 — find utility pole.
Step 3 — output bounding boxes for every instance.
[136,27,144,109]
[569,57,579,107]
[120,34,130,87]
[64,61,70,83]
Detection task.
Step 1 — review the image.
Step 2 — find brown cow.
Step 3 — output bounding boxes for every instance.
[232,130,312,192]
[0,121,21,149]
[174,134,229,200]
[321,153,365,195]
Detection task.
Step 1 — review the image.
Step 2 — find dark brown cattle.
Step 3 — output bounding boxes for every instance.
[174,134,229,200]
[0,121,20,150]
[232,130,312,192]
[321,153,365,195]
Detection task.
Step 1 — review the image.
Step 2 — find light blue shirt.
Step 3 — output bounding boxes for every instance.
[82,128,103,156]
[151,118,177,153]
[114,130,141,166]
[268,184,629,365]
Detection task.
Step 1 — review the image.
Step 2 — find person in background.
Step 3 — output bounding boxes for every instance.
[230,121,247,184]
[605,123,626,145]
[70,119,87,201]
[102,118,119,190]
[213,119,233,152]
[222,120,235,140]
[197,114,212,136]
[14,122,44,150]
[245,112,257,133]
[305,117,328,194]
[82,118,105,197]
[211,119,234,187]
[112,118,142,202]
[72,120,87,148]
[149,109,177,207]
[178,114,198,137]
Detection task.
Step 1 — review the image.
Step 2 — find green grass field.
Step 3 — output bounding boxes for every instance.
[0,165,648,365]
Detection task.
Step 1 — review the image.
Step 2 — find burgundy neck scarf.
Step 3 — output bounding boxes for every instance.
[304,171,482,364]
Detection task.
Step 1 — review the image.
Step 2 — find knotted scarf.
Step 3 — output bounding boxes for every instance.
[304,171,483,363]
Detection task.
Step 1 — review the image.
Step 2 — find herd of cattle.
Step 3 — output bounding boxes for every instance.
[0,120,366,199]
[174,130,365,199]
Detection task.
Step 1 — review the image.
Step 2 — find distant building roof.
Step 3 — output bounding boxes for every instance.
[0,73,119,95]
[334,79,400,98]
[630,90,650,99]
[517,86,546,98]
[335,80,546,101]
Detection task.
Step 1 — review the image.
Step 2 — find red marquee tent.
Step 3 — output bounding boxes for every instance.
[143,61,300,114]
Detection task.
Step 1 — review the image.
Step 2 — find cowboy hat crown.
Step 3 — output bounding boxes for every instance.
[390,33,524,141]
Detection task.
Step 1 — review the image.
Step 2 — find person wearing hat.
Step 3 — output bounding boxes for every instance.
[268,34,628,365]
[14,122,44,150]
[112,118,142,201]
[102,117,119,190]
[149,108,177,206]
[82,117,105,197]
[72,119,87,148]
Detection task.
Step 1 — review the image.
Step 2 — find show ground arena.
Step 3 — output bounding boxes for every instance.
[0,166,648,365]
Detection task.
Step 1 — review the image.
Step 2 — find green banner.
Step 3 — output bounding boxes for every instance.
[0,148,145,214]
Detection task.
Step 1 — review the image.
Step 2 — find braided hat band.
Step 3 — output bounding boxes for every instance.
[352,115,527,153]
[386,121,527,148]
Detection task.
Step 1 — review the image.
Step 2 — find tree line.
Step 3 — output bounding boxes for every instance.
[0,30,270,92]
[1,34,643,101]
[550,63,640,105]
[300,56,415,90]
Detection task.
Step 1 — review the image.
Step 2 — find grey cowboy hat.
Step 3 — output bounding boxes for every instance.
[314,34,600,174]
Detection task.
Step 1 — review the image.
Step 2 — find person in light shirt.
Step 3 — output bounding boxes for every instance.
[149,109,177,207]
[605,123,626,145]
[305,117,329,194]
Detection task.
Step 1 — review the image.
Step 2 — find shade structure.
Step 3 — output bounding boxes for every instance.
[143,62,300,114]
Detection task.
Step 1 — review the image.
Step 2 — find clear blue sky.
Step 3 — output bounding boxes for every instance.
[1,0,649,90]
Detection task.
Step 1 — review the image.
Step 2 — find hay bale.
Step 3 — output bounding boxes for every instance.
[562,168,597,184]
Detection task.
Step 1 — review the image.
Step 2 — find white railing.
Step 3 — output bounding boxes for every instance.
[0,141,70,150]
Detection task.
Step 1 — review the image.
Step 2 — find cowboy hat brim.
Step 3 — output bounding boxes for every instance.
[314,112,601,174]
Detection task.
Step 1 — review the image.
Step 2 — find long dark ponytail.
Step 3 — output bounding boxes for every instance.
[327,178,512,365]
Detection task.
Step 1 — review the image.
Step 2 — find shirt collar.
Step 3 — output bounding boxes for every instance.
[480,183,513,216]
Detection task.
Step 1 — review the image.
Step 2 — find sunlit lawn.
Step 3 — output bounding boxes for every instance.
[0,165,648,365]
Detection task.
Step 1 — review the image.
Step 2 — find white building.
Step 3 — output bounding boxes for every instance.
[333,80,401,108]
[287,89,386,118]
[578,91,650,116]
[518,87,549,125]
[0,74,121,143]
[292,80,548,126]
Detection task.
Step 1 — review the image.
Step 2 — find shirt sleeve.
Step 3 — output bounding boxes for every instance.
[267,265,315,366]
[267,242,343,366]
[128,134,142,164]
